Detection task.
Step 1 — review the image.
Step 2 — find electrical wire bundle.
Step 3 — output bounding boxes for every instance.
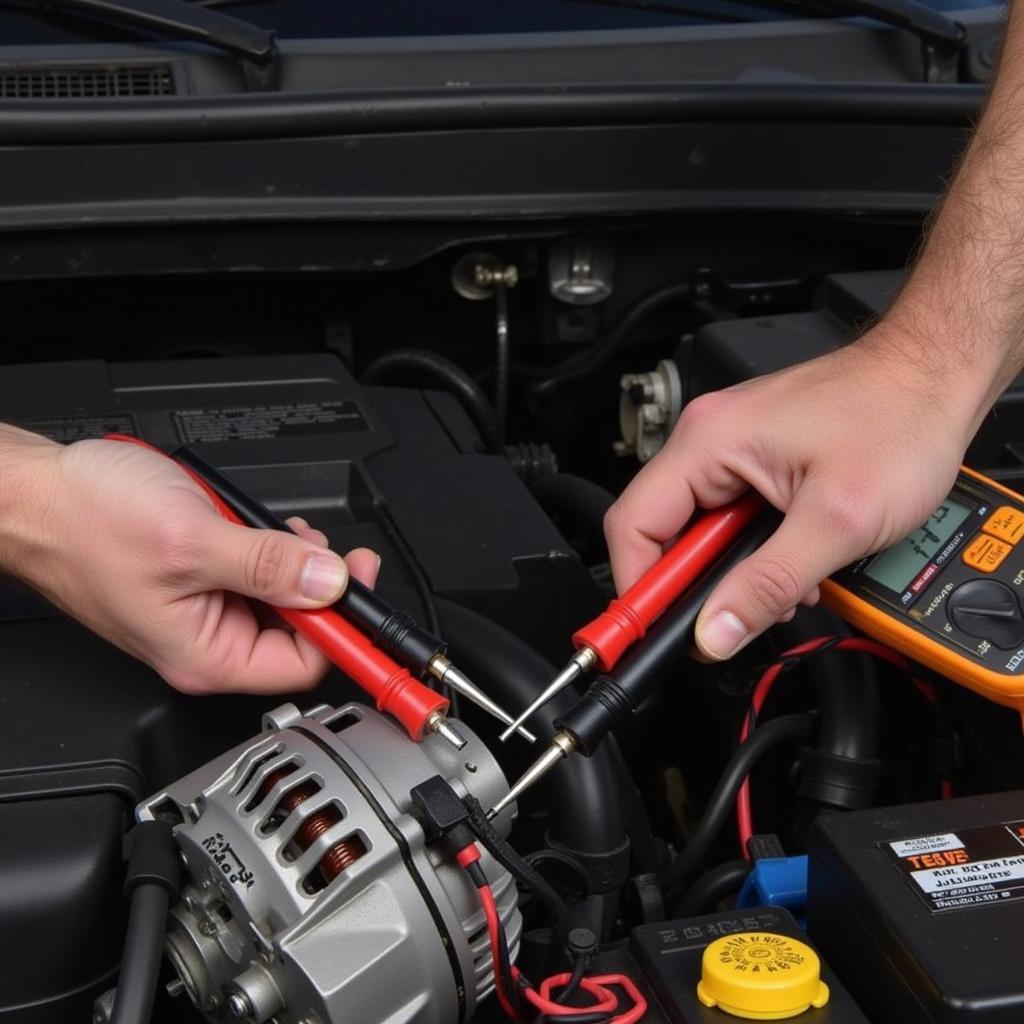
[736,635,954,852]
[458,797,648,1024]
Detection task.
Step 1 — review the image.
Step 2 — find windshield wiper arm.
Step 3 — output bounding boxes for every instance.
[569,0,965,83]
[24,0,279,90]
[767,0,964,80]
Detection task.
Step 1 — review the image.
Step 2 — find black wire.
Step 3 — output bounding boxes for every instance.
[109,884,169,1024]
[556,957,587,1004]
[531,281,691,394]
[657,713,816,897]
[475,856,610,1024]
[372,502,462,716]
[745,637,845,736]
[361,346,503,454]
[471,860,527,1019]
[533,957,613,1024]
[496,910,524,1018]
[464,796,572,932]
[750,636,845,684]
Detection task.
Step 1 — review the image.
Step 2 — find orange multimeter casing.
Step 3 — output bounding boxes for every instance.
[821,467,1024,718]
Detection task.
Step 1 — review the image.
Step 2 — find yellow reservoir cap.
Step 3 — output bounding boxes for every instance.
[696,932,830,1020]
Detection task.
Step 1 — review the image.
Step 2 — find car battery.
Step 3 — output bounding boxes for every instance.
[809,791,1024,1023]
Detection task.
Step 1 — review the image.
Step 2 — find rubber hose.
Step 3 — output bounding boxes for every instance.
[434,597,628,937]
[777,611,882,816]
[657,714,815,897]
[110,883,169,1024]
[532,281,691,393]
[777,610,880,763]
[673,859,750,918]
[361,347,502,453]
[531,473,615,556]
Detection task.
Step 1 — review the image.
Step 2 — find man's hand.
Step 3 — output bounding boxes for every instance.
[604,330,980,661]
[1,431,378,694]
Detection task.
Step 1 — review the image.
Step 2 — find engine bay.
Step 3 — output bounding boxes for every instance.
[5,223,1024,1024]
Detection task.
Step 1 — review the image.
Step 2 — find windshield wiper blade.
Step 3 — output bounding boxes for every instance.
[23,0,279,90]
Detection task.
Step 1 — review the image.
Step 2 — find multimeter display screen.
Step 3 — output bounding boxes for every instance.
[864,497,973,593]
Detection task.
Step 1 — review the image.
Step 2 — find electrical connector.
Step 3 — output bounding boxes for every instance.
[410,775,476,859]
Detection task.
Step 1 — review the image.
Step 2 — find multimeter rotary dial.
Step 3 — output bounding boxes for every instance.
[947,579,1024,651]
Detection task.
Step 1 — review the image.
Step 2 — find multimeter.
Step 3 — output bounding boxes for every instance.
[822,468,1024,718]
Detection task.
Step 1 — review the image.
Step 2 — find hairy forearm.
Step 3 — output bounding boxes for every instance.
[886,1,1024,426]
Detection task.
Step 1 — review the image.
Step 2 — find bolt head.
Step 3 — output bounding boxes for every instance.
[227,990,253,1019]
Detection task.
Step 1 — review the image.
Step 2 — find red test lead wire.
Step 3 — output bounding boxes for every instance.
[104,434,457,746]
[500,490,765,741]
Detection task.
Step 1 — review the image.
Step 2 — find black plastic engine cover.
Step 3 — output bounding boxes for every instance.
[0,354,599,1021]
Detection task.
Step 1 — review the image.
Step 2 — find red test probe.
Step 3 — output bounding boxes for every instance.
[500,490,765,740]
[105,434,465,749]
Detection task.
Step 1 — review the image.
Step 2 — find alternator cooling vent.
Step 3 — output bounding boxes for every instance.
[0,64,176,99]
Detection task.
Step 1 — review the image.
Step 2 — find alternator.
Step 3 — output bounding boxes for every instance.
[137,702,520,1024]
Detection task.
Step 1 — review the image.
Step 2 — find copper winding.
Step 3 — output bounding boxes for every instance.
[256,767,365,882]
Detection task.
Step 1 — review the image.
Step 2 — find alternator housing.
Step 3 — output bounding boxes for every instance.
[138,702,520,1024]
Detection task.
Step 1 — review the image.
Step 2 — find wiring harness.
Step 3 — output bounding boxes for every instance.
[736,635,955,853]
[410,780,648,1024]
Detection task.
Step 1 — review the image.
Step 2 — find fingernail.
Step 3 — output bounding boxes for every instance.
[375,554,382,571]
[300,551,347,602]
[698,611,750,660]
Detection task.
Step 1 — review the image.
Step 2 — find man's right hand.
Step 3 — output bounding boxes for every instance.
[604,326,982,661]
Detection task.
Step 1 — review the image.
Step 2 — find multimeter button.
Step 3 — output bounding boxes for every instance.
[982,505,1024,545]
[962,534,1012,573]
[948,580,1024,650]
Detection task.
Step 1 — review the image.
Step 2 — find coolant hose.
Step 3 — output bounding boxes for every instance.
[435,597,629,937]
[361,347,503,453]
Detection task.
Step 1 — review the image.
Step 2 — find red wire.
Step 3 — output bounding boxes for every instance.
[466,844,648,1023]
[736,636,951,857]
[477,882,524,1021]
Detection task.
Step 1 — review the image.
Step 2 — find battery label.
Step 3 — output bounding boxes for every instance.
[21,414,135,443]
[884,821,1024,911]
[889,833,964,858]
[173,401,368,443]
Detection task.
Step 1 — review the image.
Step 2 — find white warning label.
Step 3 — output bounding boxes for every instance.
[173,401,368,444]
[889,833,963,858]
[884,820,1024,912]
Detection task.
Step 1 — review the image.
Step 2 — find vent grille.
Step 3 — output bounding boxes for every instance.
[0,64,176,99]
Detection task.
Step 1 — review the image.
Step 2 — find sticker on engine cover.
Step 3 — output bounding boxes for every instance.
[884,820,1024,911]
[173,401,368,443]
[21,413,135,443]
